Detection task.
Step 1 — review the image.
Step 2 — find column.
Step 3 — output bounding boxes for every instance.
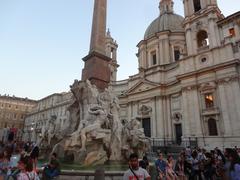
[218,84,232,135]
[171,44,175,62]
[228,81,240,134]
[182,90,191,137]
[166,96,173,140]
[159,40,164,64]
[163,39,170,64]
[156,97,165,138]
[185,27,193,55]
[183,0,189,17]
[209,18,218,48]
[128,102,132,120]
[191,89,203,136]
[189,0,194,15]
[152,97,157,137]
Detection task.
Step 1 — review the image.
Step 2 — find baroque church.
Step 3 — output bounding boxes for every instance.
[111,0,240,150]
[23,0,240,151]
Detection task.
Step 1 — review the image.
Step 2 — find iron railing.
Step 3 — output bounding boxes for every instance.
[150,137,198,152]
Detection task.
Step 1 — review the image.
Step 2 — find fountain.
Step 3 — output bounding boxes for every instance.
[39,0,150,166]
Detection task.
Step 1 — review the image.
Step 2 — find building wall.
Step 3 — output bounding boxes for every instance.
[23,92,73,142]
[0,95,37,140]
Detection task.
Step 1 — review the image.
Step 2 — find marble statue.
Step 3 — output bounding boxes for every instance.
[43,80,149,165]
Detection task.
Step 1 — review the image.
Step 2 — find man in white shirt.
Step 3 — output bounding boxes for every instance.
[123,153,151,180]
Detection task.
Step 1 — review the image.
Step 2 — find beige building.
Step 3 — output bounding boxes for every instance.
[23,92,72,142]
[112,0,240,150]
[0,95,37,141]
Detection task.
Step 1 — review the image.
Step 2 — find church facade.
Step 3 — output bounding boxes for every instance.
[22,0,240,150]
[112,0,240,149]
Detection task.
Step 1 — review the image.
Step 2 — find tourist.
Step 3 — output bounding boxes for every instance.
[17,155,39,180]
[185,146,192,159]
[155,152,167,180]
[1,150,10,179]
[30,143,39,171]
[189,150,202,180]
[7,147,21,179]
[139,155,149,172]
[166,154,177,180]
[224,148,234,178]
[23,142,30,154]
[229,150,240,180]
[123,153,151,180]
[215,150,225,179]
[175,153,186,180]
[0,152,5,180]
[203,152,216,180]
[42,153,60,180]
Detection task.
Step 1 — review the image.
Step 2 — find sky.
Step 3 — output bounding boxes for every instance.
[0,0,239,100]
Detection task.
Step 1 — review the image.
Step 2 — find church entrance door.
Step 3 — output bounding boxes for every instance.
[175,124,182,145]
[142,118,151,137]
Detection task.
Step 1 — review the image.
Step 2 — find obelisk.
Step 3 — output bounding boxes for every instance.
[82,0,111,91]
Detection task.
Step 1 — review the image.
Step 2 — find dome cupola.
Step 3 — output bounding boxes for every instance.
[144,0,184,40]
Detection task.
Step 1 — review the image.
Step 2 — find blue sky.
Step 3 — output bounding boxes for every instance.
[0,0,238,100]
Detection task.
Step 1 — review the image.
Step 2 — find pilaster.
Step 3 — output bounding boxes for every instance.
[218,83,232,136]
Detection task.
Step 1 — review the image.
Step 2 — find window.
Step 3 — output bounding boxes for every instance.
[208,118,218,136]
[193,0,201,12]
[197,30,209,48]
[174,47,181,61]
[229,28,235,37]
[151,51,157,65]
[201,57,207,63]
[205,93,214,108]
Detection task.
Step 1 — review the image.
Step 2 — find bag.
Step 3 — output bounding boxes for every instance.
[129,166,139,180]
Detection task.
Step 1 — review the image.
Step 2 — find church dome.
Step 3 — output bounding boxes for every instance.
[144,0,184,40]
[144,13,184,40]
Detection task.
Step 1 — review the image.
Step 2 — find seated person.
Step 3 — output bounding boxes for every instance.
[139,156,149,172]
[42,153,60,180]
[155,152,167,179]
[16,155,39,180]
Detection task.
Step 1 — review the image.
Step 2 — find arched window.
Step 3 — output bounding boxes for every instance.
[208,118,218,136]
[197,30,209,48]
[193,0,201,12]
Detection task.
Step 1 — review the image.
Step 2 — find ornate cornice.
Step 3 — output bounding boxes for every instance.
[138,105,152,116]
[216,75,240,85]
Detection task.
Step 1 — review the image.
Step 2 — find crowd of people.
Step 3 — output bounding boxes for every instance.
[0,140,60,180]
[124,146,240,180]
[1,139,240,180]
